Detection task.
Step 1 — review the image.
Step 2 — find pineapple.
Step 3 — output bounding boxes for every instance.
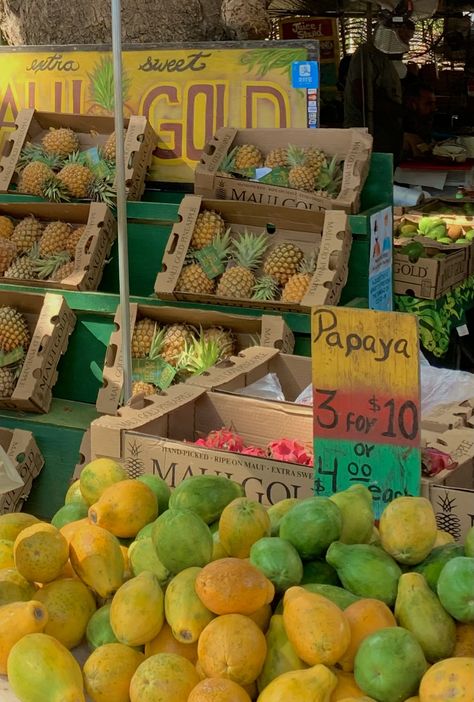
[315,156,344,198]
[281,251,318,303]
[39,221,72,257]
[17,143,65,172]
[304,146,328,179]
[0,306,30,353]
[88,176,116,207]
[191,210,225,250]
[41,175,71,203]
[217,230,269,299]
[11,216,43,254]
[287,145,315,192]
[178,335,222,377]
[102,131,125,162]
[88,56,131,117]
[67,226,87,256]
[132,381,156,398]
[0,239,18,274]
[4,256,37,280]
[132,318,158,359]
[42,128,80,158]
[265,148,288,168]
[161,324,196,367]
[263,242,304,285]
[0,367,16,397]
[33,251,72,280]
[18,161,55,197]
[176,264,216,295]
[57,160,95,199]
[0,216,14,239]
[234,145,264,170]
[202,327,236,359]
[252,275,280,301]
[49,260,76,282]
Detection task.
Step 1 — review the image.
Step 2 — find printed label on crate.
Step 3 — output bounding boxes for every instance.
[195,245,225,279]
[257,167,291,187]
[311,306,421,517]
[132,358,177,390]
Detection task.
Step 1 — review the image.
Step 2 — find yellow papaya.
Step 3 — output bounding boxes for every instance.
[89,479,158,538]
[0,512,38,541]
[0,600,48,674]
[7,632,85,702]
[83,643,145,702]
[165,566,214,644]
[0,567,37,605]
[379,497,437,565]
[257,614,307,692]
[79,457,127,506]
[69,523,124,599]
[14,522,69,583]
[36,577,97,649]
[257,664,337,702]
[110,570,164,646]
[0,539,14,568]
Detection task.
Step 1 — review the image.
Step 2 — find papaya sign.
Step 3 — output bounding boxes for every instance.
[311,306,421,518]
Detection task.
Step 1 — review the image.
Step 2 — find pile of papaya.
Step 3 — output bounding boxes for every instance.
[0,458,473,702]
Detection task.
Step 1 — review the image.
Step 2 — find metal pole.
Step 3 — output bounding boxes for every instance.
[111,0,132,402]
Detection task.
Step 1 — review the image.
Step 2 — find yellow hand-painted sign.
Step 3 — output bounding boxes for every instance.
[0,42,318,183]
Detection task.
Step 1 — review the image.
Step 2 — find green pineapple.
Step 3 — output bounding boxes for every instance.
[177,335,223,378]
[216,230,269,299]
[315,156,344,198]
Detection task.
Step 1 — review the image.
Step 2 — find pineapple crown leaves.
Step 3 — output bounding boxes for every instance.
[252,275,280,301]
[87,176,117,206]
[147,325,167,362]
[231,229,270,270]
[41,176,71,203]
[315,156,344,195]
[17,143,65,172]
[177,335,223,377]
[218,146,238,174]
[212,227,233,263]
[287,144,309,168]
[298,250,319,275]
[32,250,71,279]
[88,56,131,113]
[184,248,199,265]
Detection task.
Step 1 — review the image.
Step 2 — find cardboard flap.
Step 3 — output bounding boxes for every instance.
[72,429,91,481]
[157,195,202,293]
[187,346,280,390]
[338,130,373,208]
[260,315,294,353]
[0,427,44,513]
[123,116,149,181]
[0,108,35,191]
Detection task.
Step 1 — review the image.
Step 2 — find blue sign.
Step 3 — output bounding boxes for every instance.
[291,61,319,89]
[369,206,393,312]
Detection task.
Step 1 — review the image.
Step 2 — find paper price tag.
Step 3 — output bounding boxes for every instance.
[132,358,177,390]
[195,245,225,279]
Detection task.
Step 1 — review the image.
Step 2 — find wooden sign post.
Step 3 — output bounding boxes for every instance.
[312,306,421,518]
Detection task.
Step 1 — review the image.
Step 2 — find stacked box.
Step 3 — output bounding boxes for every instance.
[0,428,44,513]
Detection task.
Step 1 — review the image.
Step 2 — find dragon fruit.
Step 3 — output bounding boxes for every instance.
[196,427,245,452]
[268,439,313,466]
[241,446,267,457]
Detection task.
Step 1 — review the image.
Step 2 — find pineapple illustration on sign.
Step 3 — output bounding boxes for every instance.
[435,492,462,541]
[126,440,146,479]
[87,56,132,116]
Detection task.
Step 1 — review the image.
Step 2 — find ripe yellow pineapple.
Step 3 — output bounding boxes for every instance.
[67,226,87,256]
[304,146,328,178]
[132,318,158,358]
[102,130,125,161]
[132,381,156,398]
[0,367,16,397]
[42,128,79,157]
[216,230,269,299]
[4,256,37,280]
[161,324,195,366]
[202,327,236,359]
[265,148,288,168]
[281,252,318,303]
[287,145,315,192]
[39,221,72,257]
[176,264,216,295]
[191,210,225,249]
[11,216,43,254]
[57,164,94,199]
[263,242,304,285]
[0,239,18,273]
[18,161,55,197]
[234,144,264,170]
[0,306,31,353]
[0,216,14,239]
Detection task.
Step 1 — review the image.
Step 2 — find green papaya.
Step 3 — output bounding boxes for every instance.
[301,560,340,586]
[464,527,474,557]
[250,537,303,592]
[395,572,456,662]
[168,475,244,524]
[267,498,299,536]
[329,484,374,544]
[128,537,171,585]
[257,614,307,692]
[326,542,402,606]
[135,522,155,541]
[437,557,474,623]
[279,497,342,559]
[414,543,464,591]
[164,567,214,643]
[354,628,427,702]
[301,583,360,609]
[51,503,88,530]
[151,508,213,573]
[86,603,119,650]
[137,475,171,513]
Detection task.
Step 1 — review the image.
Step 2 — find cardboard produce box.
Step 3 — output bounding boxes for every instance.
[190,346,311,403]
[421,426,474,542]
[0,291,76,413]
[194,127,372,214]
[97,304,294,415]
[0,202,116,291]
[91,385,314,505]
[72,429,92,482]
[0,109,156,201]
[0,428,44,514]
[155,195,351,312]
